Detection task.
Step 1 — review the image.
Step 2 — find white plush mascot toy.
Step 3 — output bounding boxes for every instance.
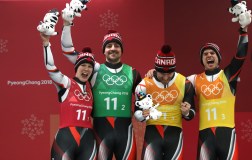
[62,0,91,25]
[228,0,252,28]
[37,9,60,36]
[134,92,162,121]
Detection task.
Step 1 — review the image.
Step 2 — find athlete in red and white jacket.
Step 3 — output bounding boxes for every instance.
[40,33,97,160]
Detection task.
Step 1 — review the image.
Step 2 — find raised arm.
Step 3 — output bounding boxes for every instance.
[60,1,87,64]
[61,22,78,64]
[61,19,100,75]
[224,27,249,95]
[40,33,70,92]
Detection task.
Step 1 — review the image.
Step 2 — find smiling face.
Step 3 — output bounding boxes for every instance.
[75,63,93,82]
[104,42,122,64]
[202,49,219,71]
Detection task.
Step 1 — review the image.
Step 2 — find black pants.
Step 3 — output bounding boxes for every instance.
[142,125,183,160]
[51,127,97,160]
[94,117,136,160]
[197,127,237,160]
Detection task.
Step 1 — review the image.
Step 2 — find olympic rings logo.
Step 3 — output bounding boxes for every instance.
[102,74,127,85]
[151,90,178,103]
[74,89,92,101]
[201,82,223,97]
